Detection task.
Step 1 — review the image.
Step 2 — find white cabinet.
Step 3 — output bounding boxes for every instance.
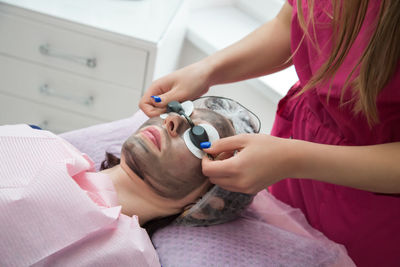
[0,0,187,133]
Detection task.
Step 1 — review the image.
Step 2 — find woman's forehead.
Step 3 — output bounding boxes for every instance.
[192,109,235,135]
[191,108,223,123]
[190,108,213,121]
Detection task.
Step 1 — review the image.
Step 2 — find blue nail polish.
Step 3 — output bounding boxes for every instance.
[151,96,162,103]
[200,142,211,149]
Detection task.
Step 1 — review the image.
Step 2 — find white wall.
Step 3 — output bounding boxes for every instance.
[189,0,232,10]
[189,0,285,23]
[178,39,278,134]
[233,0,284,22]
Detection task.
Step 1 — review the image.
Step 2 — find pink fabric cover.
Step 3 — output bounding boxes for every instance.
[153,191,354,266]
[60,110,354,266]
[0,124,159,267]
[270,0,400,266]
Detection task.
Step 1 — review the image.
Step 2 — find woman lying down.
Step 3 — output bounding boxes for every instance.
[0,97,258,267]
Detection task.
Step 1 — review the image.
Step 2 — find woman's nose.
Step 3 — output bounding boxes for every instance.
[163,114,187,137]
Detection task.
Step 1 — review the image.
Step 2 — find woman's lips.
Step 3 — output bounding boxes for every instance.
[141,127,162,151]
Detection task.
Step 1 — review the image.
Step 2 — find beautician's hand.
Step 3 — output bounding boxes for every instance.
[202,134,295,194]
[139,61,212,117]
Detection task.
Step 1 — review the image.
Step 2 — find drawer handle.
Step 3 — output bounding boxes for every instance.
[39,44,97,68]
[39,84,94,106]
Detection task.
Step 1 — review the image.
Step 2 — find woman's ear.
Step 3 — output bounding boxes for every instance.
[206,196,225,210]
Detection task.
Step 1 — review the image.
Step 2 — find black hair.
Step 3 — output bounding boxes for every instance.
[142,214,180,238]
[100,152,121,170]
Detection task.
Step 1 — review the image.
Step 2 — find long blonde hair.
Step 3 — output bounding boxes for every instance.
[296,0,400,125]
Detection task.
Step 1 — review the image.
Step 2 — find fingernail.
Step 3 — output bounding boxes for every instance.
[151,96,162,103]
[200,142,211,149]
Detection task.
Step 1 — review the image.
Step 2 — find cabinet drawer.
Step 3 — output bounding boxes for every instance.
[0,11,148,89]
[0,93,103,133]
[0,55,141,121]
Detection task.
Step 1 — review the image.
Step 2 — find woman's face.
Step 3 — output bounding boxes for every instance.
[121,108,235,200]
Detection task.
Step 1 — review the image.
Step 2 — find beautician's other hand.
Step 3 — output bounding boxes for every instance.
[139,61,212,117]
[202,134,295,194]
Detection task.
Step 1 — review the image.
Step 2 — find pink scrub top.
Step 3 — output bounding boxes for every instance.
[269,0,400,266]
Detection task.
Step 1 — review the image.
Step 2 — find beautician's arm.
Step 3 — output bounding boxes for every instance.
[202,134,400,194]
[140,1,293,116]
[293,140,400,194]
[204,1,293,86]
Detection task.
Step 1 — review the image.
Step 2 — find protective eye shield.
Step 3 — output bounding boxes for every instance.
[160,100,219,159]
[167,101,211,148]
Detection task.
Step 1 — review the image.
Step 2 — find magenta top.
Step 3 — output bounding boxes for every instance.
[269,0,400,266]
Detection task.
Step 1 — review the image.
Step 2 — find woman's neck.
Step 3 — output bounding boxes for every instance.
[100,165,180,225]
